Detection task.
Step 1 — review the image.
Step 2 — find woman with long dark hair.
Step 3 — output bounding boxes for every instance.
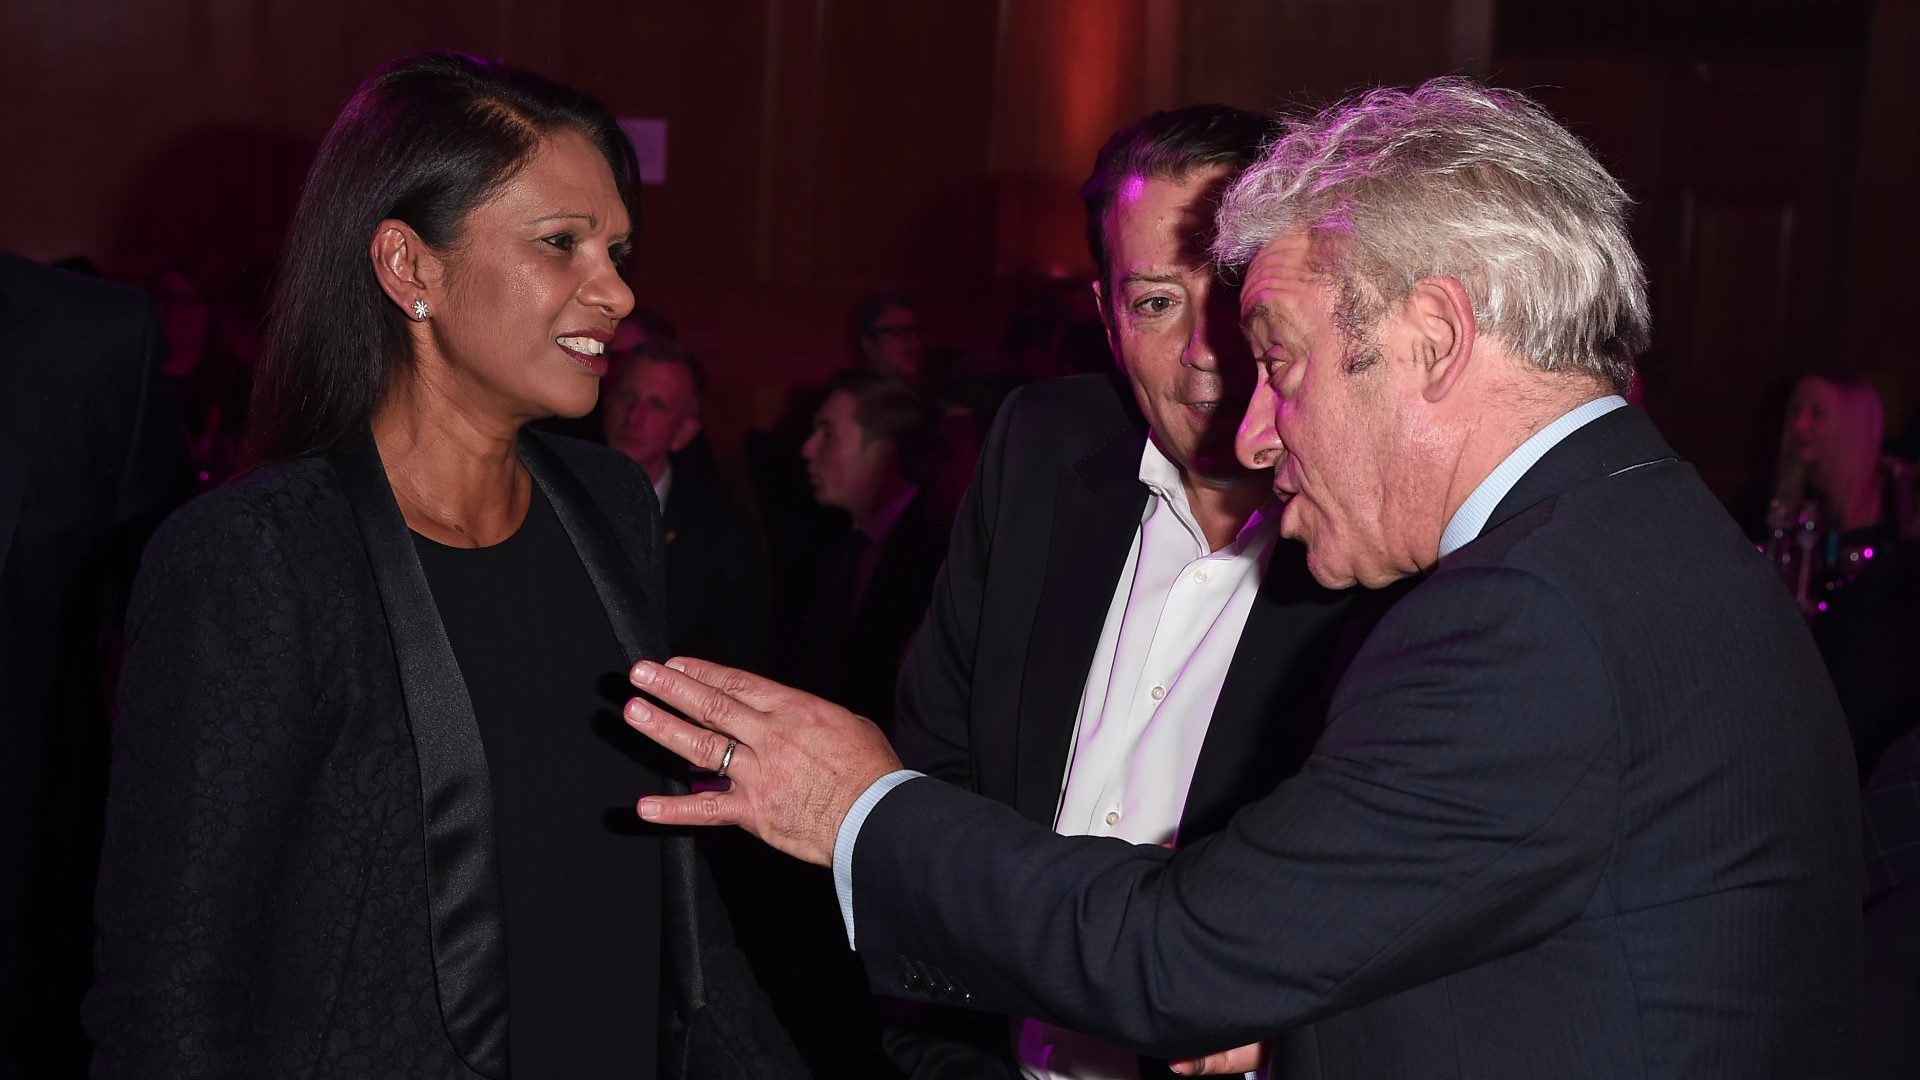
[85,53,805,1080]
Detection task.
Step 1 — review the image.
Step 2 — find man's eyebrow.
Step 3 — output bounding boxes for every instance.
[1239,303,1271,339]
[1118,270,1186,288]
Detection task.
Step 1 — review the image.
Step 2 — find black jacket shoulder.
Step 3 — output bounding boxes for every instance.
[0,252,148,322]
[993,374,1141,452]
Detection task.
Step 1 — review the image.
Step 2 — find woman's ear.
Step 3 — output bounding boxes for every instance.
[369,219,441,319]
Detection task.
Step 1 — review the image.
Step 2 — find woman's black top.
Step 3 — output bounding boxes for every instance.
[414,484,663,1078]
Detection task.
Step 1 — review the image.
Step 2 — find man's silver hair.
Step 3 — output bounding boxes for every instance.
[1213,77,1649,391]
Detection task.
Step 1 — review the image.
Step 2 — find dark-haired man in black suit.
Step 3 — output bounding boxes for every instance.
[623,78,1860,1080]
[0,253,187,1079]
[886,105,1388,1080]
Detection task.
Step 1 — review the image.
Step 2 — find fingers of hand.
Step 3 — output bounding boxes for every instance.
[636,791,749,827]
[624,697,745,776]
[629,660,761,742]
[1170,1042,1265,1076]
[664,655,793,712]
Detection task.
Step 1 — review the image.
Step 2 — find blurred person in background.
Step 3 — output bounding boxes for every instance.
[853,290,926,382]
[1768,373,1920,1080]
[786,368,945,728]
[749,291,932,605]
[148,266,251,486]
[85,52,801,1080]
[0,251,187,1080]
[1767,372,1916,561]
[1761,371,1920,776]
[603,339,770,671]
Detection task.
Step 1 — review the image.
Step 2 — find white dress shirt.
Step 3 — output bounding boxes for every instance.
[1016,439,1278,1080]
[651,462,674,513]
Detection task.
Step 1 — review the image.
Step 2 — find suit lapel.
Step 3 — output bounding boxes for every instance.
[519,432,669,666]
[329,436,511,1079]
[1009,427,1148,826]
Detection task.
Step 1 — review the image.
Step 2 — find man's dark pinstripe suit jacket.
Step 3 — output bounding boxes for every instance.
[854,403,1861,1080]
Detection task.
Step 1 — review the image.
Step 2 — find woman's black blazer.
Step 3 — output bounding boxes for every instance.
[85,430,804,1080]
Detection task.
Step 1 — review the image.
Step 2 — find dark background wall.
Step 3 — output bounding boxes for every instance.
[3,0,1914,507]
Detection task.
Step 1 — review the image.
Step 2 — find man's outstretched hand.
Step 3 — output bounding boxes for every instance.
[624,657,903,865]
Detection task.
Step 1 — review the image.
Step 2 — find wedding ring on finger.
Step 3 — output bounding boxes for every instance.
[716,738,738,779]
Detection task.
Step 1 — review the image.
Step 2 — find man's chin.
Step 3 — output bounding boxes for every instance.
[1305,559,1361,591]
[1301,544,1406,592]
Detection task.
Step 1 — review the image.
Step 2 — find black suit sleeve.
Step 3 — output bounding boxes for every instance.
[86,501,323,1079]
[852,567,1619,1059]
[891,389,1021,787]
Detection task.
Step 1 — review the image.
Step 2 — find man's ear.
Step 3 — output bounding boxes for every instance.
[1089,280,1119,362]
[1407,275,1478,404]
[369,219,441,318]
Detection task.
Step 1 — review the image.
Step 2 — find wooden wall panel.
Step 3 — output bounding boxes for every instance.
[1660,57,1854,500]
[1495,45,1862,505]
[1842,0,1920,437]
[990,0,1150,280]
[1180,0,1472,112]
[806,0,999,286]
[593,4,773,283]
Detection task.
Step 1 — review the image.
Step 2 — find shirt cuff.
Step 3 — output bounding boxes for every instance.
[832,769,923,949]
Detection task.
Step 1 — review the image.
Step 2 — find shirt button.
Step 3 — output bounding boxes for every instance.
[1149,685,1165,701]
[1193,568,1210,584]
[1105,811,1120,826]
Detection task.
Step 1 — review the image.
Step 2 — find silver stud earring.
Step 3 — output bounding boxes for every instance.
[411,299,430,321]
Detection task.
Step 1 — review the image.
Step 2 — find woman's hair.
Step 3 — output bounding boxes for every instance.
[247,52,639,463]
[1774,372,1886,528]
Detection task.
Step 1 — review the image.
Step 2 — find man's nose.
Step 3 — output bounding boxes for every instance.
[1181,323,1218,371]
[1236,382,1282,471]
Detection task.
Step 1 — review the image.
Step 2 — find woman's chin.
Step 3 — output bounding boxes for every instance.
[546,392,600,421]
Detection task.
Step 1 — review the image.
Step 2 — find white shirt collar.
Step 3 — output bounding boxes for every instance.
[651,463,674,511]
[1137,437,1277,557]
[1437,396,1628,558]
